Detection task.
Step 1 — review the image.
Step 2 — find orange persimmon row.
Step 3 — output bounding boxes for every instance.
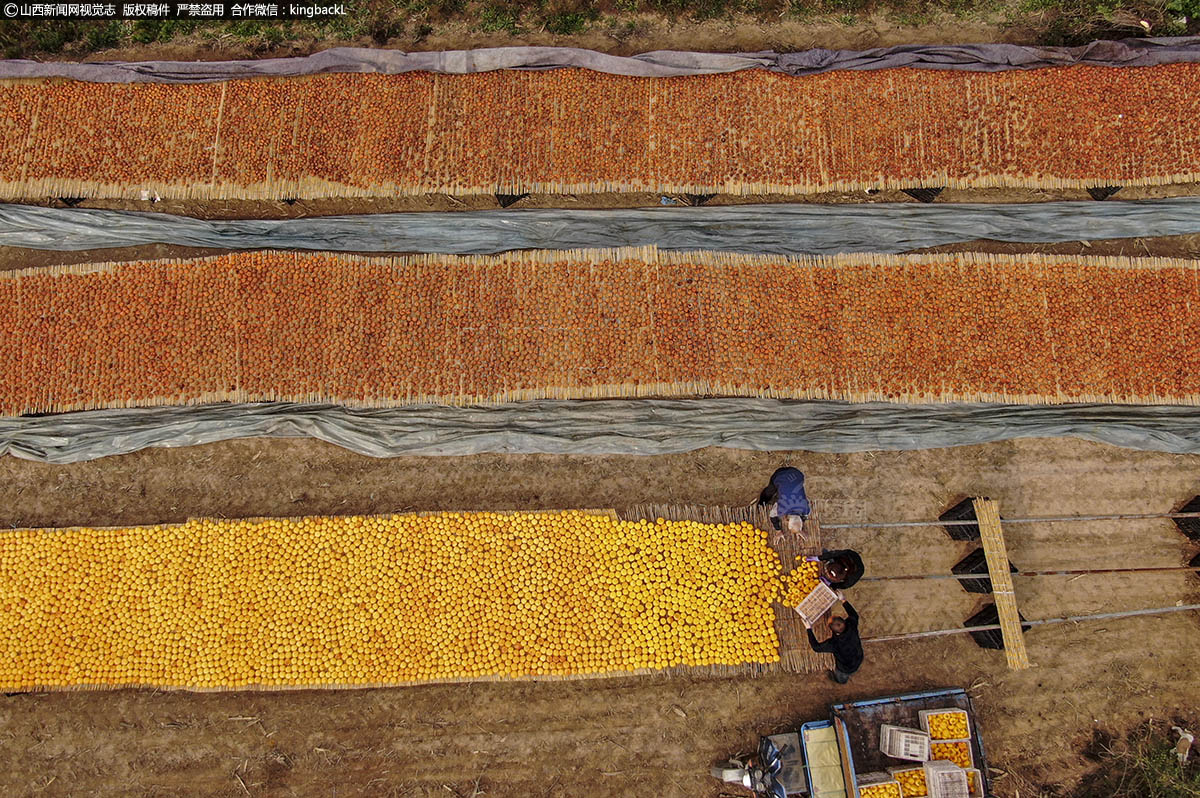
[0,66,1199,198]
[1,248,1198,416]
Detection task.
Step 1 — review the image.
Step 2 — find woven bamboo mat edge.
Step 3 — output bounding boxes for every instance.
[6,659,781,694]
[2,171,1200,202]
[0,507,624,536]
[7,245,1200,281]
[14,382,1200,417]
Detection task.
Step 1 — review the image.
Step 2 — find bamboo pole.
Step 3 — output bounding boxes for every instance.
[864,564,1200,582]
[823,511,1200,530]
[865,603,1200,643]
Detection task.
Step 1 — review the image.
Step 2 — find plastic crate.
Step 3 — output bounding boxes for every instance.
[880,724,932,761]
[887,766,928,797]
[929,739,974,771]
[923,761,969,798]
[795,581,839,627]
[963,768,982,795]
[918,708,971,740]
[802,720,850,798]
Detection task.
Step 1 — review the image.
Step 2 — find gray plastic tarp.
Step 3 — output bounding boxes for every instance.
[3,38,1200,83]
[4,199,1200,256]
[6,399,1200,463]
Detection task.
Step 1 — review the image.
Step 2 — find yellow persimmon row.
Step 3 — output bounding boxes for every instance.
[0,511,791,690]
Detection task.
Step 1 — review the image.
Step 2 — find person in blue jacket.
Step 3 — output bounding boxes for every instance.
[759,468,866,590]
[758,466,811,532]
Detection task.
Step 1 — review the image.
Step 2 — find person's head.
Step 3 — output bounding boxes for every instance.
[782,515,805,535]
[824,558,849,584]
[829,616,847,635]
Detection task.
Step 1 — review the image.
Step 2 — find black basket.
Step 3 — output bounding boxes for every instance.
[952,548,1019,594]
[963,603,1030,650]
[940,498,981,541]
[1174,496,1200,541]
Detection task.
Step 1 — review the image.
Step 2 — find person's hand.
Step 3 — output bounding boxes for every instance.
[835,589,845,601]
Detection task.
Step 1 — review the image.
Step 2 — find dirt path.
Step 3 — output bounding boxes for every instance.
[1,438,1198,797]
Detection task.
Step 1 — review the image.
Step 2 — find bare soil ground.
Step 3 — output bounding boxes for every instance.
[1,438,1198,798]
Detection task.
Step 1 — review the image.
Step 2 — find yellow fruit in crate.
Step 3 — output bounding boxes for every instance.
[931,741,972,769]
[859,782,902,798]
[893,769,927,798]
[927,710,969,739]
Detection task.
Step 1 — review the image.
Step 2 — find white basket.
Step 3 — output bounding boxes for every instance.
[795,581,839,626]
[963,768,982,795]
[929,738,975,771]
[923,760,969,798]
[880,724,931,761]
[918,708,972,741]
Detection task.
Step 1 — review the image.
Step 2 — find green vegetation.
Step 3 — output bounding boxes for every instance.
[544,7,600,33]
[1016,0,1196,43]
[1075,725,1200,798]
[0,0,1196,59]
[480,2,522,31]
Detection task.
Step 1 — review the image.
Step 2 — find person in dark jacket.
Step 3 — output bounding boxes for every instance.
[758,466,810,531]
[804,595,863,684]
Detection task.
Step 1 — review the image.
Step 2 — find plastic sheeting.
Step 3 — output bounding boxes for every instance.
[5,199,1200,256]
[6,399,1200,464]
[2,39,1200,83]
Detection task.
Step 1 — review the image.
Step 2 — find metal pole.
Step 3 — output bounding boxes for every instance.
[822,510,1200,531]
[864,603,1200,643]
[862,564,1200,582]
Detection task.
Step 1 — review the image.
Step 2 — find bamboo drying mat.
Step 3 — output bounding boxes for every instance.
[2,66,1200,200]
[973,498,1032,670]
[771,508,836,674]
[4,248,1200,417]
[620,502,832,674]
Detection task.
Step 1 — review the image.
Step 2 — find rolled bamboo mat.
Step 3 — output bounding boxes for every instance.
[973,498,1032,670]
[3,247,1200,416]
[771,509,836,674]
[0,509,785,692]
[1,65,1200,199]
